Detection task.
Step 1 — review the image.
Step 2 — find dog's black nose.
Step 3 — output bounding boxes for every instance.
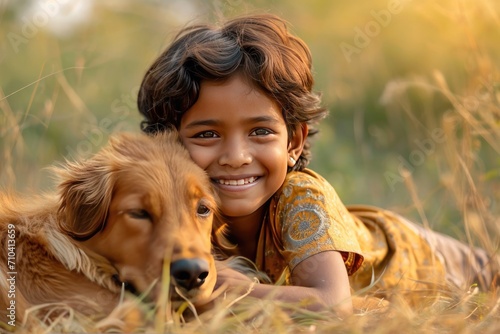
[171,258,209,290]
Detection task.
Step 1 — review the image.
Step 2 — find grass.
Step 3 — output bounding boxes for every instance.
[8,285,500,333]
[1,0,499,333]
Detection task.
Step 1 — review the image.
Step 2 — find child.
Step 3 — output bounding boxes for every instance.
[136,14,498,315]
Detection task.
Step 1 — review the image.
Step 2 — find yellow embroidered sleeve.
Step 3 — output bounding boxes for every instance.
[274,169,364,275]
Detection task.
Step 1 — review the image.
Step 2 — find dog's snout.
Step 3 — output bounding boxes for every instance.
[171,258,210,290]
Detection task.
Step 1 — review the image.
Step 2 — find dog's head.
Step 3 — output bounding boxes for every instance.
[56,130,219,306]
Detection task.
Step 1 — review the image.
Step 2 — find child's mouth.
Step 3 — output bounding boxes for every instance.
[213,176,258,186]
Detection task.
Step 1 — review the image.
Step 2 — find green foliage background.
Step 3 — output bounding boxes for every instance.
[1,0,499,241]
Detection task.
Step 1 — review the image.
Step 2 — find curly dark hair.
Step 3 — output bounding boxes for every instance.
[137,13,328,171]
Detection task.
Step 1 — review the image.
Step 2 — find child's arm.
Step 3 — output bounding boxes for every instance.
[215,250,353,317]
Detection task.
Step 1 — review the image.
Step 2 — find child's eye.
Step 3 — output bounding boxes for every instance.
[195,131,218,138]
[251,128,273,136]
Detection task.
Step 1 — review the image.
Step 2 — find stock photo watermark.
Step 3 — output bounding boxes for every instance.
[3,0,92,62]
[7,0,73,53]
[339,0,413,63]
[5,224,17,327]
[210,0,244,15]
[64,85,139,160]
[462,75,500,112]
[384,128,446,191]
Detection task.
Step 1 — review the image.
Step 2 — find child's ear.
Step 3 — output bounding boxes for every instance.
[287,123,308,167]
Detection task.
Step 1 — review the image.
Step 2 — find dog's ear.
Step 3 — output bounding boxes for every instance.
[55,155,115,241]
[211,210,236,256]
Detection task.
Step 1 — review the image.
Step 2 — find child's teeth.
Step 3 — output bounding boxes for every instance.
[219,177,256,185]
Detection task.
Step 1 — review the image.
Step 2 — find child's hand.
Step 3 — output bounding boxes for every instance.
[193,261,256,313]
[209,252,353,317]
[214,260,256,292]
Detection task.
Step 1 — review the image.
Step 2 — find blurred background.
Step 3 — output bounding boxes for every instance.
[1,0,499,246]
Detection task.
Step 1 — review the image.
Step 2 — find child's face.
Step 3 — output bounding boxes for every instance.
[179,74,294,219]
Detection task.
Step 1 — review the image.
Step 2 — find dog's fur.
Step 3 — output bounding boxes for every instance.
[0,131,220,324]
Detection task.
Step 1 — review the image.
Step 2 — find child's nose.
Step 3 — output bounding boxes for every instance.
[218,137,252,167]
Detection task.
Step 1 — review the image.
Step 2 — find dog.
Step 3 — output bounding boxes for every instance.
[0,130,221,326]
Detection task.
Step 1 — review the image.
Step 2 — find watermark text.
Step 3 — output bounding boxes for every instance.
[5,223,17,327]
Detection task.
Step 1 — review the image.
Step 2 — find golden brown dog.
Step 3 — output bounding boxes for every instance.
[0,131,219,326]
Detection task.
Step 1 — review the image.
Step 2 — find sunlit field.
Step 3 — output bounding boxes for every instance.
[1,0,499,332]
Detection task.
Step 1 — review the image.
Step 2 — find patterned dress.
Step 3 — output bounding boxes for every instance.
[254,169,496,296]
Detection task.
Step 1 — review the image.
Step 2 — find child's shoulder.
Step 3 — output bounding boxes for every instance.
[281,168,336,195]
[284,168,330,187]
[276,168,341,205]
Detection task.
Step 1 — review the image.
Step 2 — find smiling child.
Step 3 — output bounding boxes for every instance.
[136,13,499,316]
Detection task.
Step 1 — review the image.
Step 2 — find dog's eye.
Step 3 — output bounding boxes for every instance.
[196,204,211,217]
[128,209,151,220]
